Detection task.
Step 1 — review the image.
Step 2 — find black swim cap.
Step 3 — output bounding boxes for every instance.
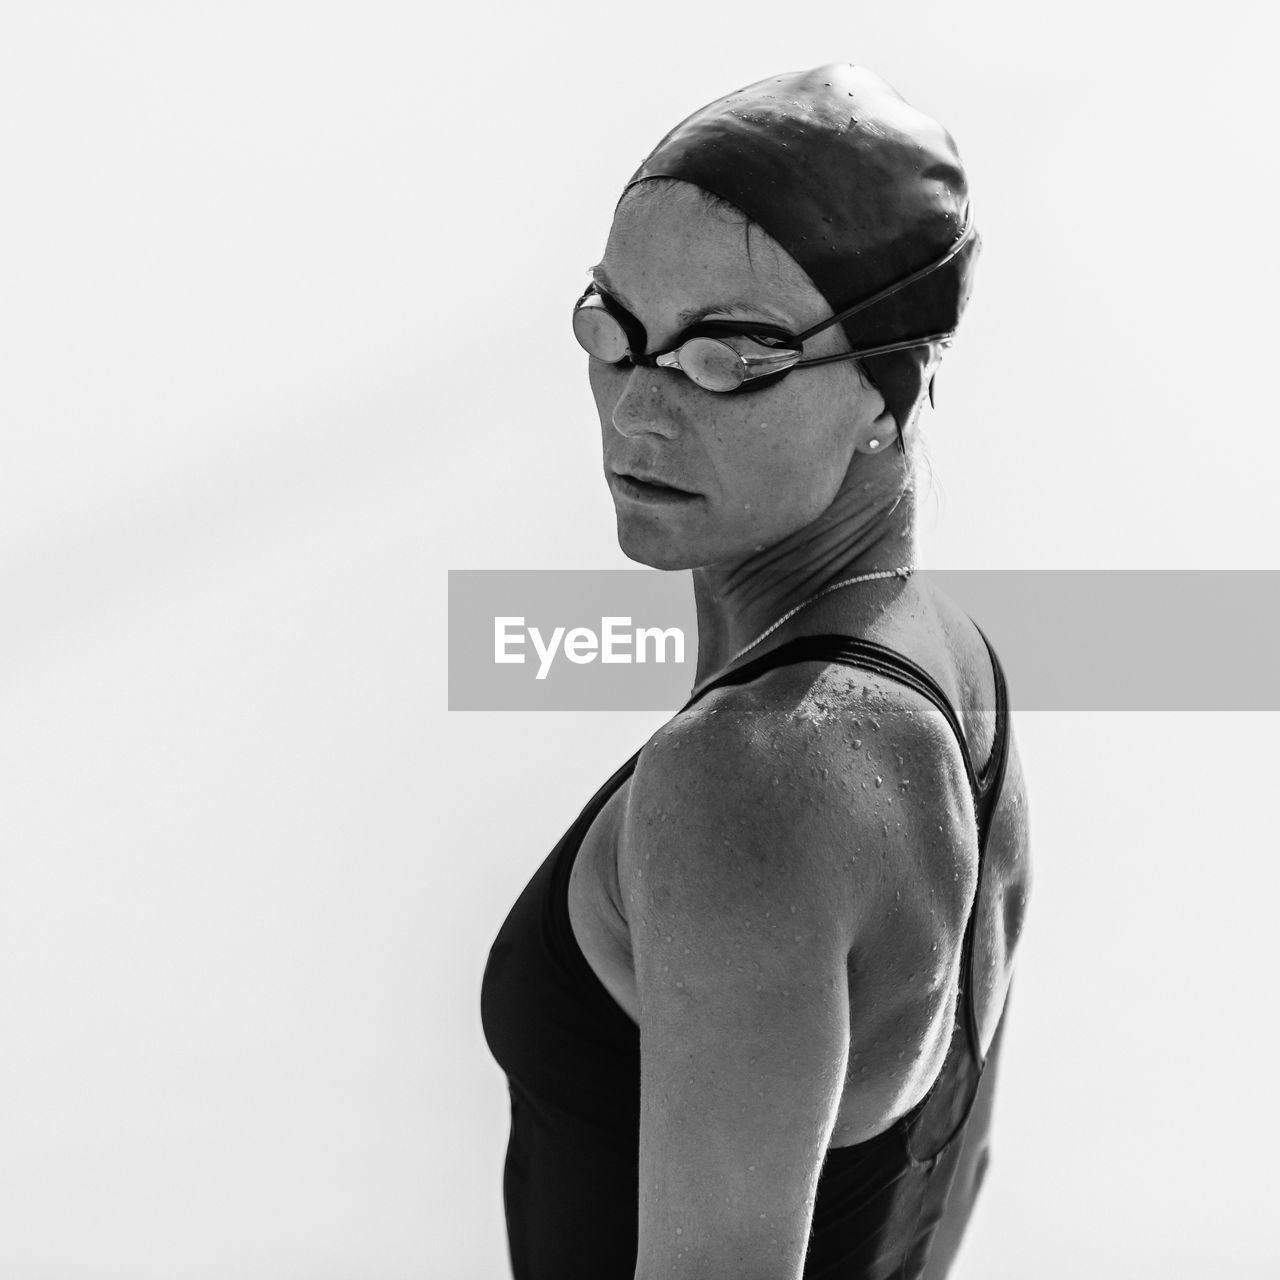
[625,63,979,444]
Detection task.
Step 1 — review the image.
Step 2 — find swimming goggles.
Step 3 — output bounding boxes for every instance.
[572,215,974,393]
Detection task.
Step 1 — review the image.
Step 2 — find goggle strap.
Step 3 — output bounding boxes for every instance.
[794,331,955,367]
[792,212,977,343]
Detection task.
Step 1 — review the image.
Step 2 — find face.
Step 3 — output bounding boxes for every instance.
[588,181,892,571]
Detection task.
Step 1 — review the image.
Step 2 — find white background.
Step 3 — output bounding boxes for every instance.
[2,3,1278,1277]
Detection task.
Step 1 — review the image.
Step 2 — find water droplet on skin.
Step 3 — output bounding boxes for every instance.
[875,776,883,787]
[676,1227,683,1235]
[852,738,862,748]
[748,1163,756,1172]
[897,1050,905,1060]
[790,904,798,914]
[772,776,780,786]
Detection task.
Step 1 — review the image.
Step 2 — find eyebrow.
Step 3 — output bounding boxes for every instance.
[589,265,795,331]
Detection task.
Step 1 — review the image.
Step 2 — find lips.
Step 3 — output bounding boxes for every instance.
[614,470,698,495]
[610,471,703,505]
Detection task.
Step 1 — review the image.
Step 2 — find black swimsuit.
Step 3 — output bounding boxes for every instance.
[481,629,1012,1279]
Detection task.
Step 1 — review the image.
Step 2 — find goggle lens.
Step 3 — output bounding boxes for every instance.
[572,304,630,363]
[674,337,748,392]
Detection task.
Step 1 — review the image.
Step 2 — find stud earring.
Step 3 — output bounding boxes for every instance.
[867,438,881,451]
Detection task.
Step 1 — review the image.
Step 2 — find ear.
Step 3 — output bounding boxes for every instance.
[853,398,899,455]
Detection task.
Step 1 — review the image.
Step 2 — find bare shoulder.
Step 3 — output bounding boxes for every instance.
[618,658,980,956]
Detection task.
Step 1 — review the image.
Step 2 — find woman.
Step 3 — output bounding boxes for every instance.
[481,63,1032,1280]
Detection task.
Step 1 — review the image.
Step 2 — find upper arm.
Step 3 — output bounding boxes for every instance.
[619,680,976,1280]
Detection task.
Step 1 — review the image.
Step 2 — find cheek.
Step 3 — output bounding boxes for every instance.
[714,389,849,495]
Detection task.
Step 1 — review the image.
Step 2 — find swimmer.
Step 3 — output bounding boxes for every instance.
[482,63,1033,1280]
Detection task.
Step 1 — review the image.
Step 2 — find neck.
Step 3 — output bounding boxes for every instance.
[690,480,917,690]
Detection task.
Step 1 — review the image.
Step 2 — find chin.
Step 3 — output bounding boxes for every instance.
[615,516,758,571]
[615,522,699,571]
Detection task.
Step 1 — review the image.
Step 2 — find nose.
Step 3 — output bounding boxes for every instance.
[609,365,683,440]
